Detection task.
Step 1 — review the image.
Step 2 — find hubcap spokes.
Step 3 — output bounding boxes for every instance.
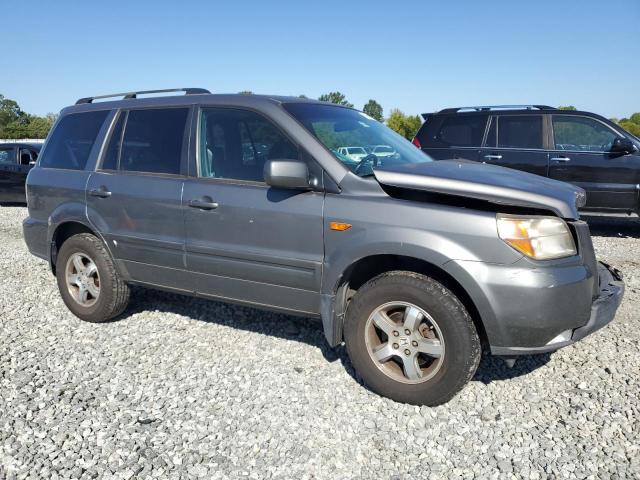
[65,253,100,307]
[365,302,445,384]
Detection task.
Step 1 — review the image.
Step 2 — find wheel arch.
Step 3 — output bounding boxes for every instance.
[322,253,489,350]
[50,221,99,275]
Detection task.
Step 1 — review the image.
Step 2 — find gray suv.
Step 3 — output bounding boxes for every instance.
[23,89,624,406]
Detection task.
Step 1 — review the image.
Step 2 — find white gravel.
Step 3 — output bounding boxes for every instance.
[0,205,638,479]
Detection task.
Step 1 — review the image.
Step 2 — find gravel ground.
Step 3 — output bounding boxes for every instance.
[0,205,638,480]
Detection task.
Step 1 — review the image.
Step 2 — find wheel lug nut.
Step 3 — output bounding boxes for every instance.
[404,329,411,335]
[404,349,411,356]
[392,331,399,337]
[392,343,399,349]
[412,340,418,347]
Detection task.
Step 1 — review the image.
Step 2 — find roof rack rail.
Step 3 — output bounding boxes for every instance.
[75,88,211,105]
[436,105,556,114]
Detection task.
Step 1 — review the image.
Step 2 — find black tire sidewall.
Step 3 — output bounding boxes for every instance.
[344,272,480,406]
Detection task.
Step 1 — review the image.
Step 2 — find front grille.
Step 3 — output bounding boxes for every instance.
[570,220,599,299]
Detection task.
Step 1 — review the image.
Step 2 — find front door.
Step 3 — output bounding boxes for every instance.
[548,114,640,210]
[479,114,549,177]
[183,107,325,315]
[87,107,191,286]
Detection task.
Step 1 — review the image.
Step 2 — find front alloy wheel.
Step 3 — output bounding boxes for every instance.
[344,271,481,406]
[365,302,444,384]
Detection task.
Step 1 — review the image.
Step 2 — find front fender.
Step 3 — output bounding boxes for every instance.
[322,226,477,295]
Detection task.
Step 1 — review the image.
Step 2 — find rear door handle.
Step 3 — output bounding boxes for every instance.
[483,154,503,160]
[551,156,571,162]
[188,199,219,210]
[89,187,112,198]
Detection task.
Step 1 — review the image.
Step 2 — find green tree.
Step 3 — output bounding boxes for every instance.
[0,94,26,137]
[630,112,640,125]
[318,91,353,107]
[558,105,577,110]
[619,120,640,138]
[362,99,384,122]
[238,90,253,95]
[26,116,55,138]
[386,109,422,140]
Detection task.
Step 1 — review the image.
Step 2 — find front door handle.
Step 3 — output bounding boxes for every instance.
[483,154,503,160]
[551,156,571,163]
[89,187,112,198]
[188,198,219,210]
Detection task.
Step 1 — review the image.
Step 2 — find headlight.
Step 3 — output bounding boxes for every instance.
[496,214,577,260]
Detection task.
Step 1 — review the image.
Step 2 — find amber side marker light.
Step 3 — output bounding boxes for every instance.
[330,222,352,231]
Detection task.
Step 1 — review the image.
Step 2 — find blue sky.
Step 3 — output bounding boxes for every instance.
[4,0,639,119]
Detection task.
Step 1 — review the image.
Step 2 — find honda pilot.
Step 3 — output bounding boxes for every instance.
[23,90,624,405]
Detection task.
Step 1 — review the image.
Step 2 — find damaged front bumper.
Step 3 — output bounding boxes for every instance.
[492,262,624,357]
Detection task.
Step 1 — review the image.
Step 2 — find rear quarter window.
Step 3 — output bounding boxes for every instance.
[417,114,488,148]
[39,110,109,170]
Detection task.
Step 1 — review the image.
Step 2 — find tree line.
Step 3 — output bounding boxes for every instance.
[2,91,638,142]
[0,94,57,139]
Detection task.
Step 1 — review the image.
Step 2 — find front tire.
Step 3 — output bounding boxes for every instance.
[344,271,481,406]
[55,233,130,323]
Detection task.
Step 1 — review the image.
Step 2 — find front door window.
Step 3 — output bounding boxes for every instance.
[552,116,620,152]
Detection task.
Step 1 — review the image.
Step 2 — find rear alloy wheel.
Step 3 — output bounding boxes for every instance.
[56,233,130,323]
[65,252,101,307]
[344,271,481,406]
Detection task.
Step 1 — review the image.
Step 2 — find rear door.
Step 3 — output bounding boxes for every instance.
[182,106,325,314]
[548,114,640,210]
[417,113,487,161]
[480,114,549,177]
[87,107,190,287]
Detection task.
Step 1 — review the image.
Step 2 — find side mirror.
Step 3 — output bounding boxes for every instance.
[611,137,635,155]
[264,159,311,190]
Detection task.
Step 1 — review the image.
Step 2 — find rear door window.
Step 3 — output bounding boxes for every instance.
[497,115,543,149]
[119,108,189,175]
[39,111,109,170]
[417,115,488,148]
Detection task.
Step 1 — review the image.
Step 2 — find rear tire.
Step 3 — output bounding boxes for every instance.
[55,233,130,323]
[344,271,481,406]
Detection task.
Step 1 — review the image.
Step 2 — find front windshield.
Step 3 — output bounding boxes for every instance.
[284,103,432,176]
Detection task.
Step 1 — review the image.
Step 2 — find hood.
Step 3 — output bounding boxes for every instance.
[373,160,585,219]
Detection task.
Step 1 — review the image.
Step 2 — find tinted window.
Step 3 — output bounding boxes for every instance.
[417,115,488,148]
[120,108,188,175]
[0,148,14,165]
[497,115,543,149]
[40,111,108,170]
[101,112,126,170]
[199,108,298,181]
[553,116,620,152]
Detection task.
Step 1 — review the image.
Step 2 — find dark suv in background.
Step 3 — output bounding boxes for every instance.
[413,106,640,215]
